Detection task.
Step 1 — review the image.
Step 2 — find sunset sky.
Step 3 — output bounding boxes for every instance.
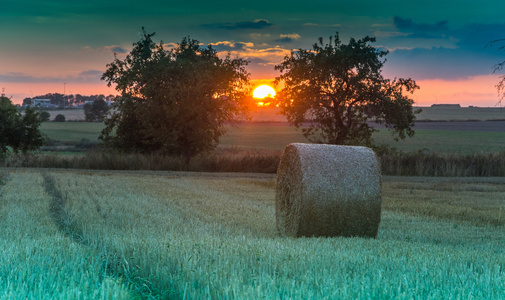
[1,0,505,106]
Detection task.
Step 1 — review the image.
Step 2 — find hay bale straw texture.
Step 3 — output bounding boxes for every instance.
[275,143,381,238]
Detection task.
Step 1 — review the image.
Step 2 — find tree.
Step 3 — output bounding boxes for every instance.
[54,114,66,122]
[84,99,109,122]
[275,33,419,146]
[101,29,251,166]
[0,96,19,153]
[0,95,44,154]
[39,111,50,122]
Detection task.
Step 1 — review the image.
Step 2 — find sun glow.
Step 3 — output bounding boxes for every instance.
[253,85,276,99]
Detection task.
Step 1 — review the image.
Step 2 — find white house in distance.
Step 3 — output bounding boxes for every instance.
[31,99,56,109]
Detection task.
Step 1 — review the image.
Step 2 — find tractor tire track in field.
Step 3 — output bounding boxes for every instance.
[0,170,11,199]
[41,172,161,299]
[42,172,89,246]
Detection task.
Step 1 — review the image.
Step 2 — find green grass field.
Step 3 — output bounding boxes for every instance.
[1,169,504,299]
[42,106,505,123]
[372,129,505,154]
[40,122,105,142]
[37,105,505,154]
[39,121,505,155]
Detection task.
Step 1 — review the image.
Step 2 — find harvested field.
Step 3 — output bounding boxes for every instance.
[1,169,504,299]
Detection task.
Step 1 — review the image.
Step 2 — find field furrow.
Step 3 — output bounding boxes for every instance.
[0,170,132,299]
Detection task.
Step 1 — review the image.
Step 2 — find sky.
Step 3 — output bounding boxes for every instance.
[1,0,505,107]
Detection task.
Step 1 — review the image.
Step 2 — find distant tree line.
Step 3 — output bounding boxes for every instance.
[23,93,116,108]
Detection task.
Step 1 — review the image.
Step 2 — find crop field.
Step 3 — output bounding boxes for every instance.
[1,169,504,299]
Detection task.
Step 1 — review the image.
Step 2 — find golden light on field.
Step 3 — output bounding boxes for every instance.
[253,85,276,99]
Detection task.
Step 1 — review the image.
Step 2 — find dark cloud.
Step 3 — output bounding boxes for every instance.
[385,47,501,80]
[0,73,46,83]
[79,70,102,77]
[275,34,301,43]
[380,21,505,80]
[110,46,128,53]
[454,23,505,49]
[276,37,294,43]
[0,71,103,83]
[393,16,449,38]
[202,19,272,30]
[394,17,448,32]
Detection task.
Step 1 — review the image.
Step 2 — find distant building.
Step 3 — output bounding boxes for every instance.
[431,104,461,108]
[31,99,56,109]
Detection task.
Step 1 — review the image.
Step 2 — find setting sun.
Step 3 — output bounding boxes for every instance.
[253,85,276,99]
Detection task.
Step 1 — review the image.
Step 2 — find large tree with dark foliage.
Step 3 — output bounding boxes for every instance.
[0,96,44,154]
[275,33,419,146]
[101,29,251,166]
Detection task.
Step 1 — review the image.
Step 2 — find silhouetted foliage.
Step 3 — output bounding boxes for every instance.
[101,28,251,166]
[489,38,505,101]
[54,114,66,122]
[275,33,419,146]
[84,99,109,122]
[39,111,50,122]
[0,95,44,154]
[24,93,116,107]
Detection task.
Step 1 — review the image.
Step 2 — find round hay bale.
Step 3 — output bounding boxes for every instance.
[275,143,381,238]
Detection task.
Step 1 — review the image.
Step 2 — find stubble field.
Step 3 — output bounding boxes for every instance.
[1,169,504,299]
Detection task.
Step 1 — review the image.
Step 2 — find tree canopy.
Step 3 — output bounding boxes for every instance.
[275,33,419,146]
[101,29,251,165]
[84,99,109,122]
[0,96,44,154]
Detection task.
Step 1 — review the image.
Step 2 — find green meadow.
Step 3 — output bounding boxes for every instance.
[1,169,504,299]
[40,122,105,142]
[37,106,505,154]
[40,121,505,154]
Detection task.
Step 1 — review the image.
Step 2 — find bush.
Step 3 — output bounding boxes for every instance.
[39,111,50,122]
[54,114,66,122]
